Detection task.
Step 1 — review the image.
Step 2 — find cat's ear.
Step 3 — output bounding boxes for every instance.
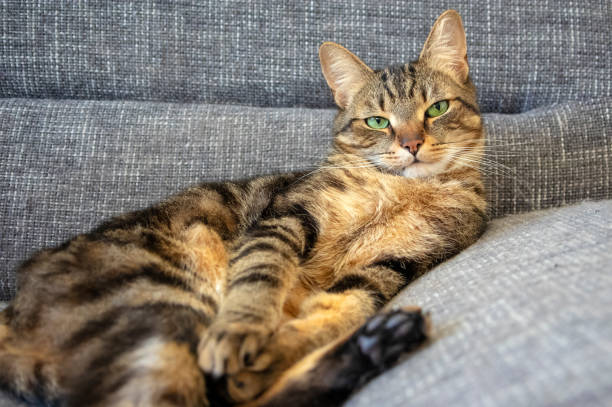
[319,42,373,109]
[420,10,469,83]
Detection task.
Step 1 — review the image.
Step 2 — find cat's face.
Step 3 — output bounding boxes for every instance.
[320,10,483,179]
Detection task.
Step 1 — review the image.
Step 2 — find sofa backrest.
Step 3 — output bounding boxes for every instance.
[1,1,610,113]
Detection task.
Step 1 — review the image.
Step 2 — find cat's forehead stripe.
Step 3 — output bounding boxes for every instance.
[373,65,436,115]
[391,65,406,99]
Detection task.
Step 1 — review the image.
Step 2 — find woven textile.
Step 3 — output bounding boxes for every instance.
[1,98,610,300]
[1,0,611,405]
[484,101,612,218]
[347,200,612,407]
[1,0,610,113]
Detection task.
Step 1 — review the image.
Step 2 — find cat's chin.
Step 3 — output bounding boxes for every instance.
[400,160,449,179]
[371,159,448,179]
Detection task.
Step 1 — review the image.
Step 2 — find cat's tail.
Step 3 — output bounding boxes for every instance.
[245,307,429,407]
[0,305,61,405]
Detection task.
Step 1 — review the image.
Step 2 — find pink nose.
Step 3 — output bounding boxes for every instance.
[401,139,423,155]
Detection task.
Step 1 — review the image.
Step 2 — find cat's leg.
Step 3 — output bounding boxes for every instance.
[55,298,213,407]
[0,229,220,406]
[0,307,63,404]
[199,207,318,379]
[222,289,376,402]
[0,305,210,407]
[223,261,417,402]
[244,307,428,407]
[65,336,208,407]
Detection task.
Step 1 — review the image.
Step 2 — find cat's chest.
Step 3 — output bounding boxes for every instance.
[305,175,429,275]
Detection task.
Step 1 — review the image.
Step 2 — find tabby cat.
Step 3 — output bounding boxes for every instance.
[0,10,486,407]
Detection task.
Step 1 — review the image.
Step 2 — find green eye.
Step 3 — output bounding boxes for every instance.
[365,116,390,129]
[426,100,449,118]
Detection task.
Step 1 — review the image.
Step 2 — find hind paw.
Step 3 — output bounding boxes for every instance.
[352,306,428,371]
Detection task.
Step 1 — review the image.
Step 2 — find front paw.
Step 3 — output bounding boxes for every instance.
[198,320,273,378]
[224,335,293,402]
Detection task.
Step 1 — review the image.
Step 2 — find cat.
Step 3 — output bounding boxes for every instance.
[0,9,486,407]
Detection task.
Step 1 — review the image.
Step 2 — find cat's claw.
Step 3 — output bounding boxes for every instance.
[198,320,273,378]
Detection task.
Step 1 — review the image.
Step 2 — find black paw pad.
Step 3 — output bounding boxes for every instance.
[355,308,427,370]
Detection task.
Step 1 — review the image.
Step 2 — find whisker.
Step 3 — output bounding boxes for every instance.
[450,152,520,176]
[442,146,522,154]
[452,155,534,201]
[442,149,522,158]
[452,160,526,203]
[437,140,533,149]
[290,154,383,183]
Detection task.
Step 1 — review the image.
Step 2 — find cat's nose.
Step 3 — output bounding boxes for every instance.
[401,139,423,155]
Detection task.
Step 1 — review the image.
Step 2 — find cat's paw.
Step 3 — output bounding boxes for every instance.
[198,320,274,378]
[351,306,428,373]
[203,346,285,404]
[225,368,276,403]
[223,335,294,402]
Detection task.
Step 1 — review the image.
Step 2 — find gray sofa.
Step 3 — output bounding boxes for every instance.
[1,1,611,406]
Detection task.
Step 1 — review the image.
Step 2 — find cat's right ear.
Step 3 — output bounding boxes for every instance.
[319,42,373,109]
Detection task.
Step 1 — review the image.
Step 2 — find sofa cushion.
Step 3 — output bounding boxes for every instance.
[347,200,612,407]
[1,1,610,112]
[1,99,610,300]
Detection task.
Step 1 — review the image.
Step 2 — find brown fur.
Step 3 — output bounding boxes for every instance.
[0,10,485,407]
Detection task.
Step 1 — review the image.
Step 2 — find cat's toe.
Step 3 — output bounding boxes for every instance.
[354,307,428,370]
[198,321,273,378]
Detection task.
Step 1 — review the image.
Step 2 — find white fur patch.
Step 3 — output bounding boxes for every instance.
[108,337,166,405]
[401,158,450,178]
[127,336,164,371]
[215,281,223,296]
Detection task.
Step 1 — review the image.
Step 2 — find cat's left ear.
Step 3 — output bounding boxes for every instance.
[420,10,469,83]
[319,42,374,109]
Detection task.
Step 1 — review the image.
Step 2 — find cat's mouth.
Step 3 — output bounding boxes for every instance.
[397,154,432,169]
[369,154,431,176]
[402,158,435,172]
[368,149,453,178]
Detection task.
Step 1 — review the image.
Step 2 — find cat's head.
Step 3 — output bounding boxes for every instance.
[319,10,482,179]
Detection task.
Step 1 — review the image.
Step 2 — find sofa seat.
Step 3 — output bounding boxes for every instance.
[2,0,611,405]
[1,200,610,406]
[1,99,610,405]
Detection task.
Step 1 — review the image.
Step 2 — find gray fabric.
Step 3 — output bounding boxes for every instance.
[483,102,612,218]
[1,0,610,113]
[1,98,610,300]
[347,200,612,407]
[1,0,611,404]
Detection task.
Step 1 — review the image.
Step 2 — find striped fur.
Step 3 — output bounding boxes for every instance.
[0,10,485,407]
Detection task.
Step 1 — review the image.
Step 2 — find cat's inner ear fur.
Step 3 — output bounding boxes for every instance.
[319,42,373,109]
[420,10,469,83]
